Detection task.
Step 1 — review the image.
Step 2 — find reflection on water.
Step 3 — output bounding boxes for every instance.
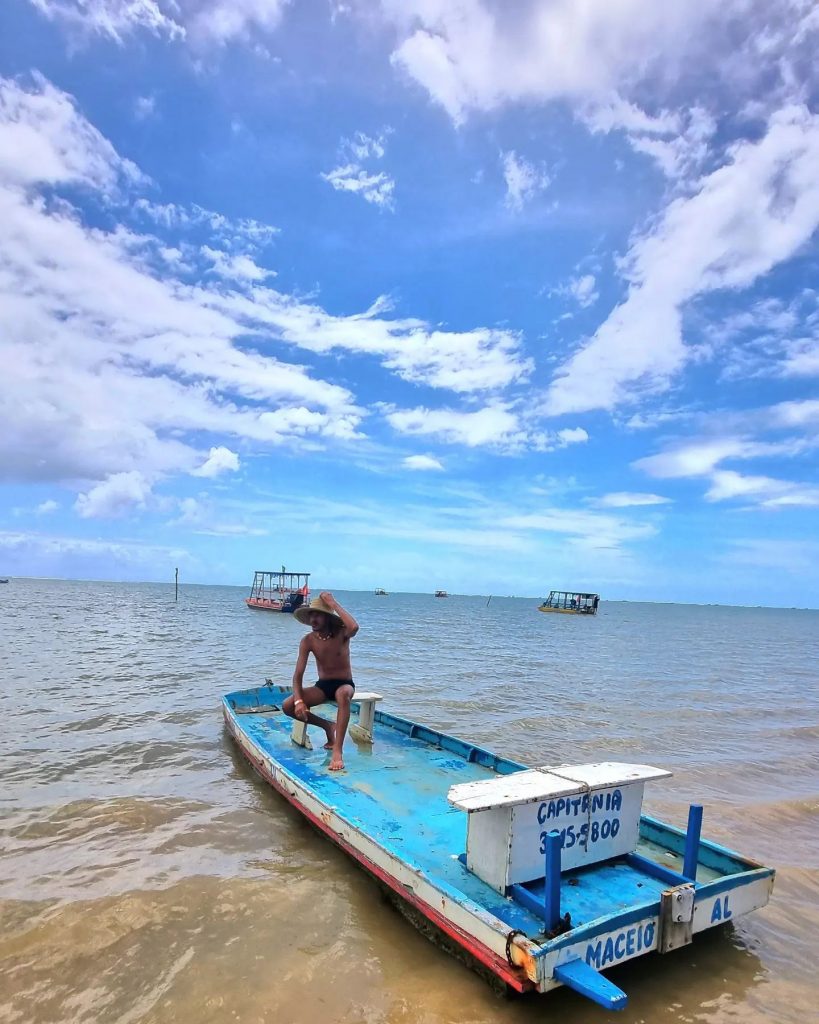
[1,579,817,1024]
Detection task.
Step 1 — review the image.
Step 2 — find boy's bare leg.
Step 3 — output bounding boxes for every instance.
[283,687,336,748]
[329,685,354,771]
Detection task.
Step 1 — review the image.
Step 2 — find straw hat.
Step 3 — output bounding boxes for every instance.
[294,596,342,627]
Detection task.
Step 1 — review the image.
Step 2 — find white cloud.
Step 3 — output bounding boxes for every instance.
[634,437,808,480]
[321,164,395,208]
[344,130,388,161]
[403,454,444,471]
[723,538,819,573]
[28,0,291,46]
[202,246,275,282]
[384,404,586,452]
[0,74,533,505]
[546,105,819,414]
[322,130,395,208]
[595,492,671,508]
[556,427,588,446]
[0,71,144,194]
[133,199,280,249]
[386,404,528,450]
[500,508,656,547]
[768,399,819,428]
[36,499,59,514]
[29,0,184,43]
[186,0,290,44]
[706,469,819,507]
[501,150,550,211]
[192,446,240,477]
[74,470,152,518]
[566,274,598,308]
[383,1,819,128]
[134,95,156,120]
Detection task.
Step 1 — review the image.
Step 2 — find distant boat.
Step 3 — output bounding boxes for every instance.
[434,590,448,598]
[246,569,310,613]
[538,590,599,615]
[0,578,8,584]
[374,588,388,596]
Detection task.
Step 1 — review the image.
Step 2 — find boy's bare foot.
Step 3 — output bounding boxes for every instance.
[329,750,344,771]
[323,723,336,749]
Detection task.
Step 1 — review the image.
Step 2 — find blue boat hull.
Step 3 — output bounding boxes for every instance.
[223,684,774,1008]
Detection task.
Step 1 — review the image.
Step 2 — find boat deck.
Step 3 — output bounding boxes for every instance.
[226,687,726,941]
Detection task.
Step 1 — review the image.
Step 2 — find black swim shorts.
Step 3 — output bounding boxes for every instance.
[315,678,355,700]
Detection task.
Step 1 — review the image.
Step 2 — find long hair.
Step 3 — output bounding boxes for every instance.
[322,612,343,637]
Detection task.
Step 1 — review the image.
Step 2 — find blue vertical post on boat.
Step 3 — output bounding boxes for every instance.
[683,804,703,881]
[544,829,562,930]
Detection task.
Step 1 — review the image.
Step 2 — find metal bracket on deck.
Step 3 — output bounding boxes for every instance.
[554,958,628,1010]
[659,883,695,952]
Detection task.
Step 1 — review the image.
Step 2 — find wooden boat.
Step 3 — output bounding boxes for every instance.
[539,590,599,615]
[245,570,309,613]
[223,683,774,1010]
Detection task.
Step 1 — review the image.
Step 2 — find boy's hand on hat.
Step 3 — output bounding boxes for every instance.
[320,591,335,607]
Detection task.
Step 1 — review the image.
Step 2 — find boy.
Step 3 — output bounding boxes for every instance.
[282,591,359,771]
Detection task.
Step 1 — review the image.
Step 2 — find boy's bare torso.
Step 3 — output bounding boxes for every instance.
[303,631,352,679]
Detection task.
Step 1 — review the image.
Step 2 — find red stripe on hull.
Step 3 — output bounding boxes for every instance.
[224,710,531,992]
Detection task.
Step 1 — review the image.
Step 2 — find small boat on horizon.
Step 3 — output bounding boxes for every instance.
[434,589,448,597]
[223,683,774,1011]
[539,590,599,615]
[245,569,310,613]
[374,588,388,596]
[0,578,8,584]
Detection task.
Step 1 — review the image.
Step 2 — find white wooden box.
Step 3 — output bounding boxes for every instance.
[448,762,671,893]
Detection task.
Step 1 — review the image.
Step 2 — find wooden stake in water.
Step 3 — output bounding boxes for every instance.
[175,567,178,602]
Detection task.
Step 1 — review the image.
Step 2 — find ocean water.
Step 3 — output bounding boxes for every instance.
[1,578,817,1024]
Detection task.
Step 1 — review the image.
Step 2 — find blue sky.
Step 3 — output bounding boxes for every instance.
[1,0,818,606]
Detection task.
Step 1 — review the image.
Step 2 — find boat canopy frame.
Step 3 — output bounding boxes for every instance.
[540,590,599,612]
[249,570,310,601]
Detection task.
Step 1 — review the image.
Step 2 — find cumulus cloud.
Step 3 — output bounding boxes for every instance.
[563,274,599,308]
[501,150,550,211]
[634,437,808,480]
[75,470,152,518]
[0,74,535,509]
[402,454,444,471]
[36,499,60,514]
[133,95,156,120]
[595,492,671,508]
[321,164,395,207]
[322,130,395,208]
[202,246,275,282]
[29,0,183,43]
[705,469,819,507]
[386,404,529,450]
[27,0,291,46]
[384,404,587,452]
[0,70,144,194]
[383,1,818,129]
[192,446,241,477]
[546,105,819,414]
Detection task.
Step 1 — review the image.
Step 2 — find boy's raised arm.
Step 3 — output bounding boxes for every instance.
[320,591,358,638]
